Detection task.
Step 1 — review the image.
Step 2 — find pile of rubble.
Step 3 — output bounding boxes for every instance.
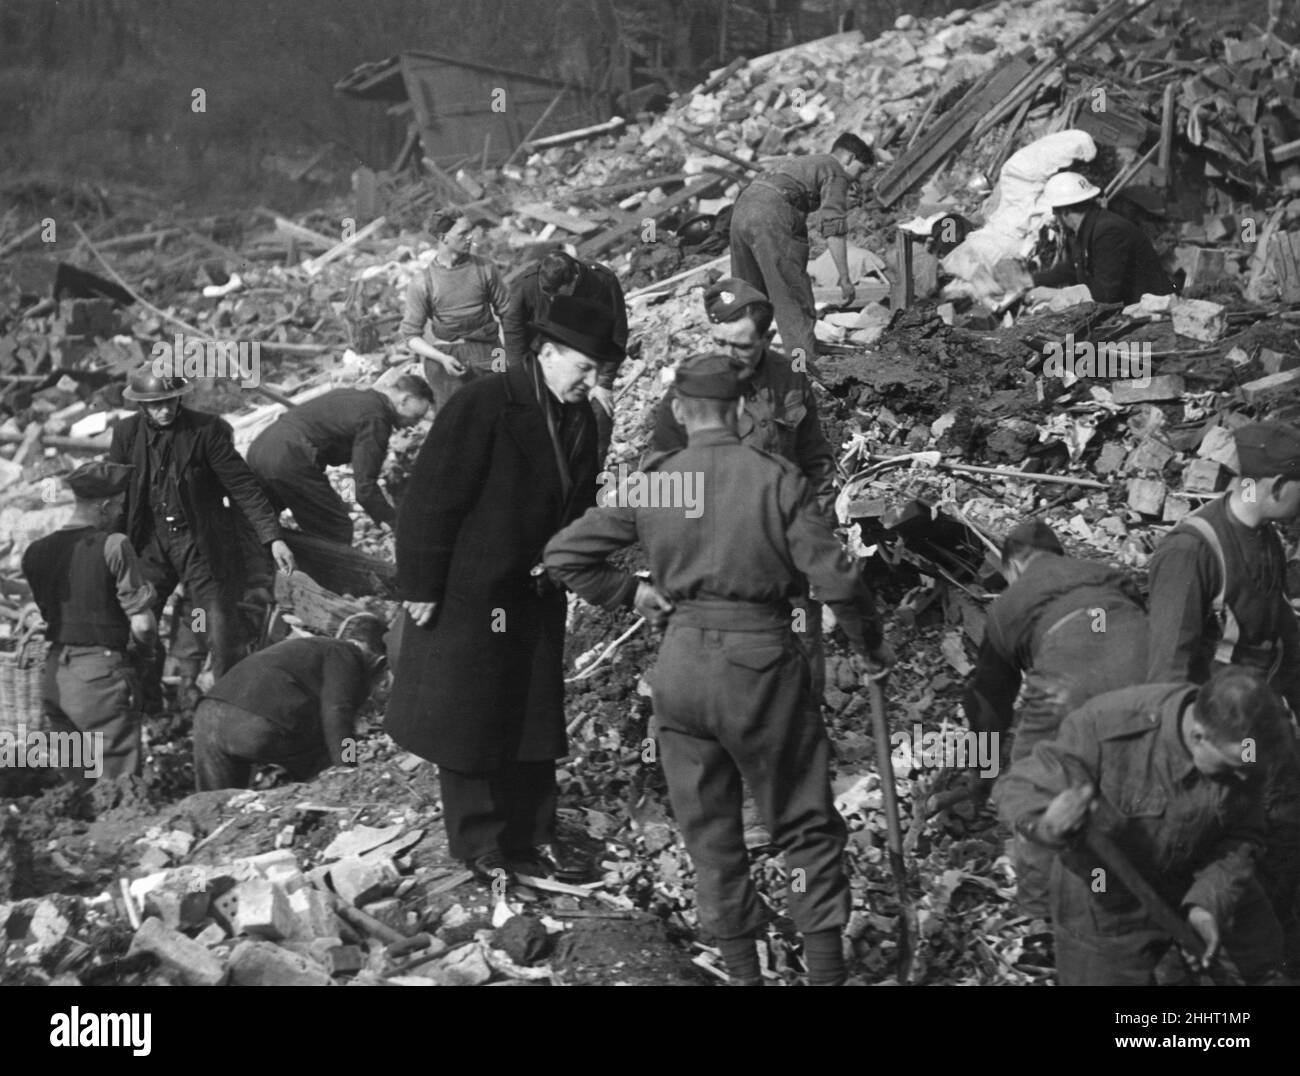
[6,0,1300,985]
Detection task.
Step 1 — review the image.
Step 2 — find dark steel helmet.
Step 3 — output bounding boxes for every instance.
[122,365,193,402]
[677,213,717,247]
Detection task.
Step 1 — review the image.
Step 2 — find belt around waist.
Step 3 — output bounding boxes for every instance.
[51,643,126,659]
[668,598,791,631]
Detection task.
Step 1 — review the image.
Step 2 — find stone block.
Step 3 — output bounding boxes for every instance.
[1110,375,1185,403]
[1125,436,1176,473]
[288,887,339,942]
[323,943,365,976]
[129,917,227,986]
[1127,477,1167,516]
[1241,368,1300,406]
[143,886,210,933]
[1183,458,1227,492]
[227,940,332,987]
[1171,297,1227,343]
[233,879,295,941]
[1259,348,1300,375]
[1162,494,1194,523]
[329,856,389,907]
[1094,441,1129,475]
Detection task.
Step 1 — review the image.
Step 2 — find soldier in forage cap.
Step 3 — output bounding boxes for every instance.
[649,278,838,711]
[546,351,893,986]
[1146,419,1300,970]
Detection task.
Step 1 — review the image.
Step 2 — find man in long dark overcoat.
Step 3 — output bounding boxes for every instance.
[386,296,623,883]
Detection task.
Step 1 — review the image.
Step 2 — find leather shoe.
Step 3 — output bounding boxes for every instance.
[465,850,515,886]
[510,843,595,883]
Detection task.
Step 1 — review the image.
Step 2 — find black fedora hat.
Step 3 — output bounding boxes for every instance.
[528,295,623,365]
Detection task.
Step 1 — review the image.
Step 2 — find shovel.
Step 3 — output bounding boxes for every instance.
[864,671,918,982]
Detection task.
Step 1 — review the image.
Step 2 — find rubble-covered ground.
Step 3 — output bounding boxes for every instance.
[5,0,1300,985]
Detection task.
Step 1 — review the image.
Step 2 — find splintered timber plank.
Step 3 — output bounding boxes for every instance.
[280,531,396,598]
[874,54,1034,207]
[1272,231,1300,304]
[274,570,371,636]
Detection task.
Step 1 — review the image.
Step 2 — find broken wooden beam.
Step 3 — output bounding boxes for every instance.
[578,176,723,259]
[523,117,626,153]
[280,531,396,598]
[303,216,387,275]
[875,53,1035,207]
[273,569,377,636]
[683,135,759,173]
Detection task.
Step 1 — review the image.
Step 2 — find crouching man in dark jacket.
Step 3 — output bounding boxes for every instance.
[997,667,1288,986]
[192,613,388,790]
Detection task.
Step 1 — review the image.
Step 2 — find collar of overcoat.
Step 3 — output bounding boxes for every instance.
[501,359,565,507]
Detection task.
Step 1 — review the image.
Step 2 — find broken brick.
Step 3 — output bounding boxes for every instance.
[1093,441,1129,475]
[1124,436,1176,474]
[143,886,210,933]
[1183,458,1227,493]
[288,886,339,942]
[1162,494,1194,523]
[1241,368,1300,406]
[1171,298,1227,343]
[1110,375,1185,404]
[233,879,295,941]
[323,943,365,976]
[1258,349,1300,375]
[129,917,227,986]
[1127,477,1167,516]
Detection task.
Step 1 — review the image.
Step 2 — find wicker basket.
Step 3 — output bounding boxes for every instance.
[0,605,49,733]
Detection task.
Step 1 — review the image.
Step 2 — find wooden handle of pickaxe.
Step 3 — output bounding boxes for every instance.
[865,674,916,981]
[1082,795,1243,984]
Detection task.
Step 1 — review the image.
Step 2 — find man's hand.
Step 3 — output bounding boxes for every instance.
[270,539,295,575]
[854,641,896,682]
[129,611,158,647]
[838,278,856,305]
[590,385,615,417]
[433,349,466,376]
[633,581,674,627]
[1185,906,1221,970]
[404,600,437,627]
[1037,783,1095,846]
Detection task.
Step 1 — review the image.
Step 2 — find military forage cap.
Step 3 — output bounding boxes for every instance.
[675,351,744,400]
[66,461,134,499]
[1234,421,1300,480]
[703,277,772,324]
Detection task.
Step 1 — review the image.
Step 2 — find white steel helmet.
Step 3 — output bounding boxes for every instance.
[1041,171,1101,209]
